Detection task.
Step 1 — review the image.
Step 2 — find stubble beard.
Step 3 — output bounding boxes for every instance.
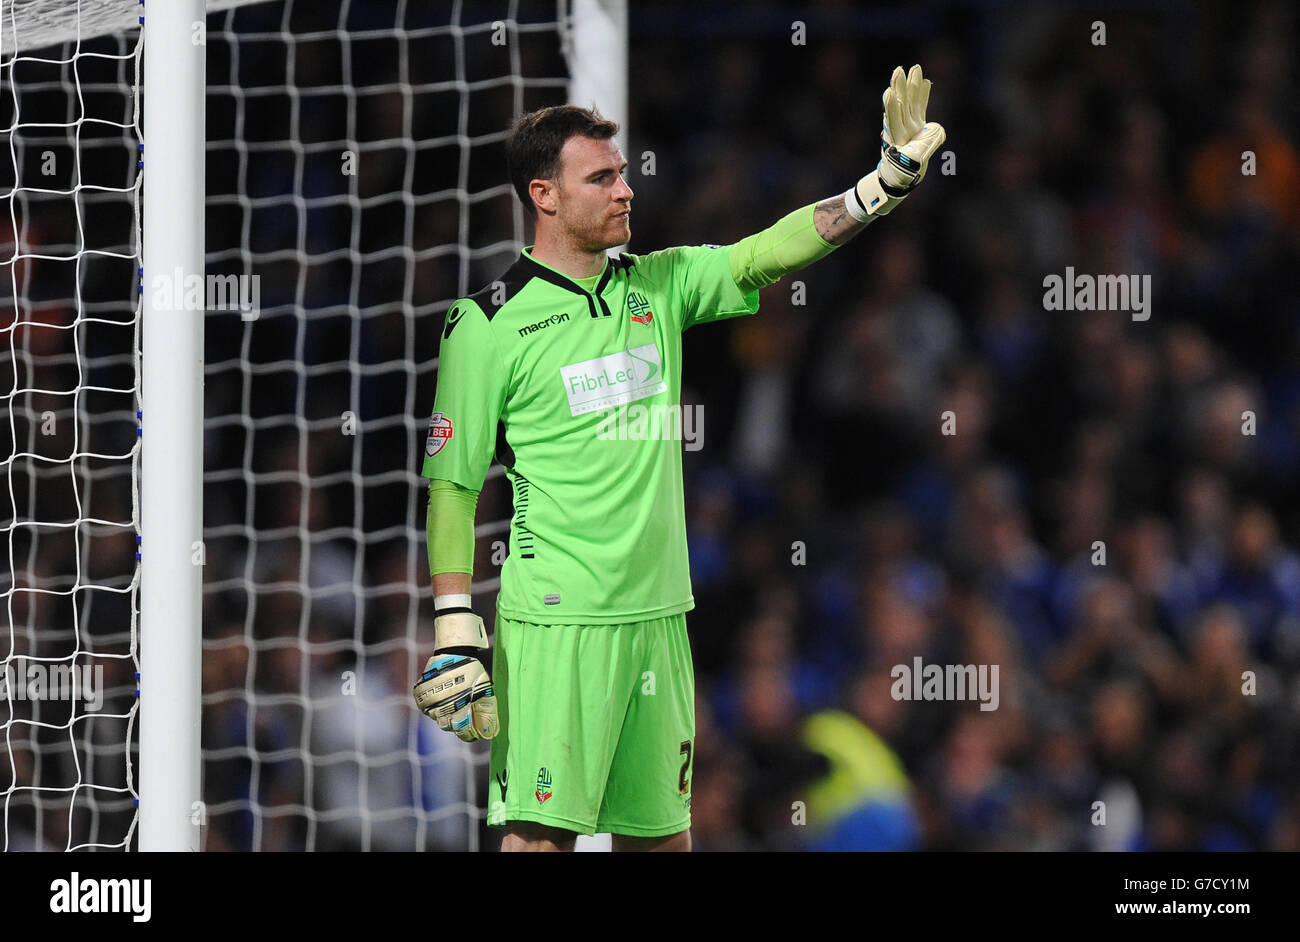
[572,216,629,254]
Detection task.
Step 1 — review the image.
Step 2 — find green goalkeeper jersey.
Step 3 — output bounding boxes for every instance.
[422,243,760,624]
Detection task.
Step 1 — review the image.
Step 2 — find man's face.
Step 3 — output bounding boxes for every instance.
[543,135,633,250]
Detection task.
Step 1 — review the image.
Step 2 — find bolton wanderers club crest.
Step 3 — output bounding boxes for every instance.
[627,291,654,325]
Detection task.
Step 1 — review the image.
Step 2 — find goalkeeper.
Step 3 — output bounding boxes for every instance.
[414,66,945,851]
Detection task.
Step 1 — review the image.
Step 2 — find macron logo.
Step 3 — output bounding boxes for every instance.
[50,872,152,923]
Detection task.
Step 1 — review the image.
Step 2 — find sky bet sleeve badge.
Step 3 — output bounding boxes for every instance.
[425,412,453,457]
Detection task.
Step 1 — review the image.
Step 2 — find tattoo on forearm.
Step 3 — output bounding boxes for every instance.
[814,194,869,246]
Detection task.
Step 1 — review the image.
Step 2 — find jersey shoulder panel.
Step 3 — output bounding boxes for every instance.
[439,294,493,352]
[462,255,538,322]
[444,255,558,350]
[618,245,686,284]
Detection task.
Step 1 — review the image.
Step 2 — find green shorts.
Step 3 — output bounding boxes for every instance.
[487,610,696,838]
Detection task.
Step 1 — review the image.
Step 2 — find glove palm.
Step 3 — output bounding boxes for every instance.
[849,63,947,219]
[877,63,945,195]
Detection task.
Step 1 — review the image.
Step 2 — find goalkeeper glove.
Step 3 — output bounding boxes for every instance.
[880,64,931,156]
[412,607,499,741]
[846,63,947,221]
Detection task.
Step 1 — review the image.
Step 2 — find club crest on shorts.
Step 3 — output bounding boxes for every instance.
[535,767,553,804]
[425,412,453,457]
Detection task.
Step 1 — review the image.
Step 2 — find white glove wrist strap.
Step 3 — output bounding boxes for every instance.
[845,170,903,221]
[434,611,489,650]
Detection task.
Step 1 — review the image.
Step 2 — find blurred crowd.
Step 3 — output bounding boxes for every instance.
[648,0,1300,850]
[6,0,1299,851]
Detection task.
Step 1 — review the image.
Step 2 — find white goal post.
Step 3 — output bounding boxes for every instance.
[137,0,204,854]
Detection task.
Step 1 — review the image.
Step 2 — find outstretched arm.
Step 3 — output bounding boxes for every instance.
[728,64,946,294]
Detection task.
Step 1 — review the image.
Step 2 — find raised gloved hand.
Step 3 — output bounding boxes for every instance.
[847,64,947,220]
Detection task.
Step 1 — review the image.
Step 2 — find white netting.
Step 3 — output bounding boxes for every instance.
[0,9,142,851]
[198,0,569,850]
[0,0,271,55]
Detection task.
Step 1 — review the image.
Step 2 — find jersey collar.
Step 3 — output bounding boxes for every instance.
[521,246,610,296]
[515,246,620,319]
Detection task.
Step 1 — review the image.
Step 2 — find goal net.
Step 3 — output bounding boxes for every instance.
[2,0,595,852]
[200,0,572,853]
[0,0,147,852]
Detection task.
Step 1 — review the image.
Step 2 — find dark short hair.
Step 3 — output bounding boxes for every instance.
[505,105,619,218]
